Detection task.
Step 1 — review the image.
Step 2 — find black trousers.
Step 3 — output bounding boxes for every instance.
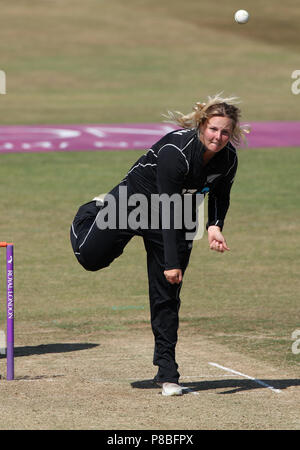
[70,184,192,383]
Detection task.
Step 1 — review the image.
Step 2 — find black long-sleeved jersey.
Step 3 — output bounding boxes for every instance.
[123,128,238,270]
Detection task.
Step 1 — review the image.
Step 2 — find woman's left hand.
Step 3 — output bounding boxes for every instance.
[164,269,183,284]
[207,225,230,253]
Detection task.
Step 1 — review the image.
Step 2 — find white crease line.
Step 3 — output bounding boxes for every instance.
[209,362,282,394]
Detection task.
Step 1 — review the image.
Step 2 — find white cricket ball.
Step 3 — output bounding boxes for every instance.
[234,10,249,24]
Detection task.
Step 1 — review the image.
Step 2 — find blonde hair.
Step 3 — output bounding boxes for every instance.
[164,93,250,146]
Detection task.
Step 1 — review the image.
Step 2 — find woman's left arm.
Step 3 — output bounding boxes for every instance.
[206,151,238,251]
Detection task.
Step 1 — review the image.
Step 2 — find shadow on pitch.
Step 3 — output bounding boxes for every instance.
[9,343,99,357]
[131,378,300,394]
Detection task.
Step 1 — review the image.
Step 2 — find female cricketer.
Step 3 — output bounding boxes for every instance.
[70,94,247,396]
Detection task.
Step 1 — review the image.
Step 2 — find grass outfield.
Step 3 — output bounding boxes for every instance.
[0,0,299,124]
[0,0,299,374]
[0,146,299,371]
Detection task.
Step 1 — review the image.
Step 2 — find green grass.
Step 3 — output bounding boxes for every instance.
[0,1,299,372]
[180,146,300,367]
[0,0,299,123]
[0,147,299,370]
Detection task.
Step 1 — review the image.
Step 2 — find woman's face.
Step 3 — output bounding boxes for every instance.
[199,116,233,153]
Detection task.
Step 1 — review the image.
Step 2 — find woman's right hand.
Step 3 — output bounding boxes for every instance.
[164,268,182,284]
